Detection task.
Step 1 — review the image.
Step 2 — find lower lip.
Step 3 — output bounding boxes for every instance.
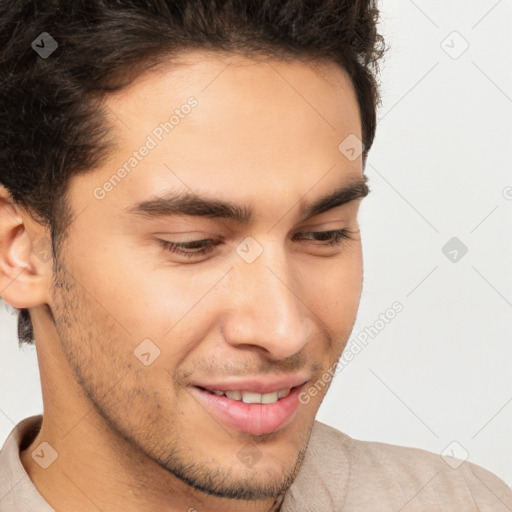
[189,385,305,436]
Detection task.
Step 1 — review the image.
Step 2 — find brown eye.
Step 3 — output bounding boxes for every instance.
[157,238,220,258]
[292,229,353,246]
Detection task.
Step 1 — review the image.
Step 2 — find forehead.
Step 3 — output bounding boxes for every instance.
[103,49,361,150]
[69,50,363,224]
[108,49,358,108]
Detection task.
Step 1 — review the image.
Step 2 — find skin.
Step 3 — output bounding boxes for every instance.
[0,50,367,512]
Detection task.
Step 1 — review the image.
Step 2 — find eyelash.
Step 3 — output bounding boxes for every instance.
[157,229,354,259]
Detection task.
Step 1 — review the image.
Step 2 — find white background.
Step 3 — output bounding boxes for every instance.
[1,0,512,488]
[316,0,512,486]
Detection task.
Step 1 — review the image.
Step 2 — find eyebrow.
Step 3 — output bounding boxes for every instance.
[124,175,370,225]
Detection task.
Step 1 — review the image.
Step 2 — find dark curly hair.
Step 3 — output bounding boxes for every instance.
[0,0,386,346]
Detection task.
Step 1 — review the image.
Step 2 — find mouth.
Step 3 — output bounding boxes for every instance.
[189,381,308,436]
[198,387,293,404]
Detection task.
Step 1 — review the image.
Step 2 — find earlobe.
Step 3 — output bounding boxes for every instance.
[0,185,52,309]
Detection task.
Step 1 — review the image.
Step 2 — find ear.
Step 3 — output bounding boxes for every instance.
[0,185,52,309]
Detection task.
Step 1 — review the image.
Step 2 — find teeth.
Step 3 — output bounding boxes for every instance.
[261,392,278,404]
[208,388,291,404]
[242,391,262,404]
[277,388,291,399]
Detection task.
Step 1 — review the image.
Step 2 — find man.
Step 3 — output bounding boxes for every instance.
[0,1,510,511]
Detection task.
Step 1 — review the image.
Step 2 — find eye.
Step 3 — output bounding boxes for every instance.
[157,238,220,259]
[157,228,355,260]
[291,228,354,246]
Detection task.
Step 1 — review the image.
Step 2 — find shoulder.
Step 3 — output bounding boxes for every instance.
[0,415,53,512]
[285,420,512,512]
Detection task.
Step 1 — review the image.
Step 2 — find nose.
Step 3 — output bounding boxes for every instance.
[221,241,316,360]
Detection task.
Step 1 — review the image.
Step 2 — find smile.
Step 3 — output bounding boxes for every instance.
[189,382,308,436]
[203,388,291,404]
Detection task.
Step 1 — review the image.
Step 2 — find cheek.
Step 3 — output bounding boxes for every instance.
[113,266,227,350]
[64,233,220,345]
[299,243,363,324]
[63,225,362,357]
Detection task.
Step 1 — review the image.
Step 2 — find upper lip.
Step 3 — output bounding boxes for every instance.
[190,375,310,394]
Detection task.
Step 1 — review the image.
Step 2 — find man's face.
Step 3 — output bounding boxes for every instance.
[49,51,366,500]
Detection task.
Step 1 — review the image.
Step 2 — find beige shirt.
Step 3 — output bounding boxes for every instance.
[1,415,511,511]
